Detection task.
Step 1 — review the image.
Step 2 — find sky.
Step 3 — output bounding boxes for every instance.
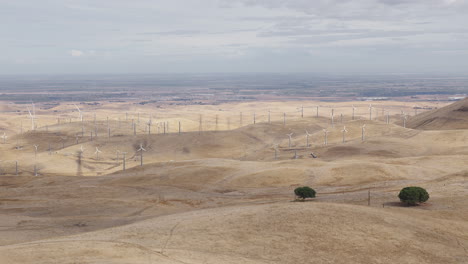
[1,0,468,75]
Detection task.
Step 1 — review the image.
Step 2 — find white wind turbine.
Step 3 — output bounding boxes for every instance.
[27,106,37,131]
[1,132,7,144]
[369,104,373,120]
[403,113,408,128]
[33,144,39,159]
[74,104,83,122]
[33,144,39,176]
[94,147,102,160]
[138,143,146,166]
[331,108,335,127]
[352,105,356,120]
[305,130,311,147]
[273,144,279,160]
[286,133,294,148]
[323,129,329,145]
[361,124,366,141]
[341,126,348,143]
[147,119,152,135]
[386,111,390,124]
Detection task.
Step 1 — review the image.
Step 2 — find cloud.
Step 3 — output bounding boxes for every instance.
[1,0,468,74]
[70,49,84,57]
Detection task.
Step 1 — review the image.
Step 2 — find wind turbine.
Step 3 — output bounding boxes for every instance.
[403,113,408,128]
[286,133,293,148]
[1,132,7,144]
[323,129,329,146]
[138,143,146,166]
[122,152,127,171]
[94,147,102,160]
[273,144,279,160]
[369,104,373,120]
[361,124,366,141]
[33,144,39,176]
[33,144,39,159]
[386,111,390,124]
[27,106,37,131]
[74,104,83,122]
[352,105,356,120]
[331,108,335,127]
[341,126,348,143]
[147,119,152,135]
[305,130,311,147]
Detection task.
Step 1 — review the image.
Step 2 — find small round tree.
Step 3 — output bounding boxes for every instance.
[398,186,429,206]
[294,186,316,200]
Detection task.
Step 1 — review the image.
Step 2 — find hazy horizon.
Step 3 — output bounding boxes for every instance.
[2,0,468,75]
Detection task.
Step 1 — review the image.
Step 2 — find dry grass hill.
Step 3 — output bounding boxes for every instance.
[406,98,468,130]
[0,99,467,263]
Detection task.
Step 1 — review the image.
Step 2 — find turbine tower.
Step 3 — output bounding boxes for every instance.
[273,144,279,160]
[305,130,311,147]
[369,104,373,120]
[361,124,366,142]
[138,143,146,166]
[331,108,335,127]
[122,152,127,171]
[33,144,39,176]
[1,132,7,144]
[74,104,83,122]
[33,144,39,159]
[341,126,348,143]
[94,147,102,160]
[352,105,356,120]
[27,106,37,131]
[147,119,152,135]
[286,133,294,148]
[323,129,329,146]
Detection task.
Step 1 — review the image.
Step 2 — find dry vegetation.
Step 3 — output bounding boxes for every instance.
[0,98,467,263]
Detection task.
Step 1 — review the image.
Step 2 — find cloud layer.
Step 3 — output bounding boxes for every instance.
[1,0,468,74]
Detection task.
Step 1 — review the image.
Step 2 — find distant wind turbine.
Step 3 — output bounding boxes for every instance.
[305,130,311,148]
[138,143,146,166]
[94,147,102,160]
[287,133,294,148]
[1,132,7,144]
[361,124,366,141]
[341,126,348,143]
[27,106,37,131]
[323,129,329,146]
[352,105,356,120]
[74,104,83,122]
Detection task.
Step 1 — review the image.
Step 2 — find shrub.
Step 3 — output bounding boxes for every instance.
[294,186,316,200]
[398,186,429,206]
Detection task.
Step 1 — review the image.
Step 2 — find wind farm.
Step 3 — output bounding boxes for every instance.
[0,94,467,263]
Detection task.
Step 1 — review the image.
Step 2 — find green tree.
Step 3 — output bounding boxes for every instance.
[398,187,429,206]
[294,186,316,200]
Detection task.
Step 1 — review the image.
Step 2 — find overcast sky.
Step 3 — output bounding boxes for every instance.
[1,0,468,75]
